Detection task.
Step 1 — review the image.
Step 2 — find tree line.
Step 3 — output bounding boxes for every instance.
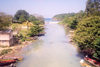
[0,12,12,30]
[0,10,44,41]
[53,0,100,61]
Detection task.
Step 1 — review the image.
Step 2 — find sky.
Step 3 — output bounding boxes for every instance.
[0,0,87,18]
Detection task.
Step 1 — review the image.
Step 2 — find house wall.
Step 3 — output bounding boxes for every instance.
[0,40,10,46]
[0,34,10,40]
[0,32,13,46]
[0,39,13,46]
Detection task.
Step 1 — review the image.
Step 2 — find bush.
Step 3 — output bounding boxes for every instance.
[62,11,84,29]
[13,10,29,22]
[74,16,100,60]
[0,49,12,55]
[28,24,43,36]
[0,12,12,30]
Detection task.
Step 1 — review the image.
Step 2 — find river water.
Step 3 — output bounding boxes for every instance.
[17,21,82,67]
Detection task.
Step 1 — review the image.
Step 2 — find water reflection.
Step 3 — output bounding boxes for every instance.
[17,21,81,67]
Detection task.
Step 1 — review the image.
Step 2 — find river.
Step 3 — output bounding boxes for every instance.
[17,21,82,67]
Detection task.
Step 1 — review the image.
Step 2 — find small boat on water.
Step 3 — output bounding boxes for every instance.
[80,56,100,67]
[0,59,17,66]
[84,56,100,67]
[80,59,92,67]
[0,56,23,66]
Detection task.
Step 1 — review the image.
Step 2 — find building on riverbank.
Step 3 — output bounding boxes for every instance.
[0,30,13,46]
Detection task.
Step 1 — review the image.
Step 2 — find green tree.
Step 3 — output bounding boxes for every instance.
[93,37,100,60]
[29,24,43,36]
[62,11,84,29]
[28,15,37,22]
[86,0,100,16]
[74,16,100,60]
[68,18,78,29]
[28,15,44,25]
[0,12,12,30]
[35,15,44,24]
[53,13,75,21]
[13,10,29,22]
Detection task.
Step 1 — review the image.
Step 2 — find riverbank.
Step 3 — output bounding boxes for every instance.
[61,23,96,67]
[0,36,39,66]
[60,23,78,48]
[17,21,82,67]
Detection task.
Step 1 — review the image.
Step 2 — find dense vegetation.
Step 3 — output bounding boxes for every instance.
[0,10,44,42]
[75,0,100,60]
[13,10,29,22]
[74,16,100,60]
[29,23,44,36]
[53,13,75,21]
[86,0,100,16]
[28,15,37,22]
[0,12,12,30]
[54,0,100,60]
[12,10,44,42]
[62,11,84,29]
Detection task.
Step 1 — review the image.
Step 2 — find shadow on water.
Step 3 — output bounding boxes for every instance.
[76,52,84,59]
[38,34,45,37]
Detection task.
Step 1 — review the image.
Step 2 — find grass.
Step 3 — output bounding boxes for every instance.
[0,49,12,56]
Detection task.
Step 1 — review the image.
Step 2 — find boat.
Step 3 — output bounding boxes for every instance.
[84,56,100,67]
[80,55,100,67]
[0,59,17,66]
[80,59,92,67]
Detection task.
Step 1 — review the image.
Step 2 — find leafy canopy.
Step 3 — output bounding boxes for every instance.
[86,0,100,16]
[0,12,12,30]
[13,10,29,22]
[74,16,100,60]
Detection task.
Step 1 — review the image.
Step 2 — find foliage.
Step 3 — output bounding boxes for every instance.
[28,15,44,37]
[74,16,100,60]
[86,0,100,16]
[13,10,29,22]
[53,0,100,61]
[93,37,100,60]
[12,18,44,42]
[28,24,43,36]
[62,11,84,29]
[53,13,75,21]
[32,20,43,25]
[0,12,12,30]
[34,15,44,25]
[28,15,37,22]
[18,29,30,42]
[0,49,12,55]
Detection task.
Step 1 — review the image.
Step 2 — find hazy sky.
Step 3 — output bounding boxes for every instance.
[0,0,87,18]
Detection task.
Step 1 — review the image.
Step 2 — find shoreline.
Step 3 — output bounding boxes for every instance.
[0,36,38,67]
[61,23,78,48]
[62,24,95,67]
